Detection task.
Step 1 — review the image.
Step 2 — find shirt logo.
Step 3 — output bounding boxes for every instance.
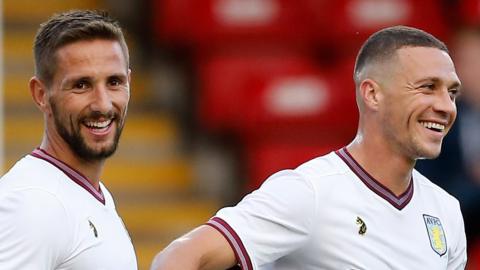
[89,219,98,238]
[356,216,367,235]
[423,214,447,256]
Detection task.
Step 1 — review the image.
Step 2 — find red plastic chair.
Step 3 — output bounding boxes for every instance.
[197,52,358,138]
[309,0,450,50]
[153,0,316,48]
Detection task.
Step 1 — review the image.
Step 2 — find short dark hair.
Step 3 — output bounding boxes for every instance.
[354,25,448,85]
[34,10,129,87]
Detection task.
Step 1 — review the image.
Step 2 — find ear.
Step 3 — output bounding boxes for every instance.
[29,77,51,114]
[359,78,382,111]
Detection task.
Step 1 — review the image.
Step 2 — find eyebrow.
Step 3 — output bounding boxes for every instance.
[62,73,128,86]
[108,73,128,80]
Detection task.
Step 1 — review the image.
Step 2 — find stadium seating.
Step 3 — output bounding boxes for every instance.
[458,0,480,26]
[197,51,358,190]
[310,0,449,50]
[154,0,316,48]
[197,51,357,138]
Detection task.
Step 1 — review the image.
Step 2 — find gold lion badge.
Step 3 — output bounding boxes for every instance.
[356,216,367,235]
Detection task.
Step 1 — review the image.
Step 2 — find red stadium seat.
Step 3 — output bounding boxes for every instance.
[244,137,350,191]
[310,0,450,50]
[467,239,480,269]
[458,0,480,26]
[153,0,316,48]
[197,52,358,138]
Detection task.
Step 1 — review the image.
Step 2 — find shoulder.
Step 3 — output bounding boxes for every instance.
[0,155,64,194]
[247,151,350,204]
[295,151,348,178]
[224,152,347,221]
[0,155,72,230]
[0,186,69,226]
[289,151,352,197]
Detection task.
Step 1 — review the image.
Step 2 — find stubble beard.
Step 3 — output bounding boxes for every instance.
[381,110,441,161]
[51,101,124,162]
[384,124,442,161]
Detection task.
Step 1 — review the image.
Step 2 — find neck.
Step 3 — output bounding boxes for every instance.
[40,139,105,190]
[347,134,414,196]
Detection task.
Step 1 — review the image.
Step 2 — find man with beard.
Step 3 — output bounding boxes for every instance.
[151,26,467,269]
[0,10,137,269]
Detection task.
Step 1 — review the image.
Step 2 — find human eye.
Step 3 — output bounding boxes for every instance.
[448,88,460,101]
[72,79,91,91]
[107,76,126,88]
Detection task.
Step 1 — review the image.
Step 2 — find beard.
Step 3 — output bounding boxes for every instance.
[50,100,125,162]
[381,112,442,161]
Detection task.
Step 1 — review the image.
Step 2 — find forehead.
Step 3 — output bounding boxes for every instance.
[54,39,128,75]
[394,46,459,82]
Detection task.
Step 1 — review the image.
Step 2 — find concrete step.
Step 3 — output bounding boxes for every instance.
[117,199,218,237]
[3,28,35,63]
[102,158,193,195]
[115,198,219,270]
[3,0,104,24]
[3,75,32,110]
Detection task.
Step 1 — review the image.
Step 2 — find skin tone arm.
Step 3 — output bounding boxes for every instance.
[151,225,237,270]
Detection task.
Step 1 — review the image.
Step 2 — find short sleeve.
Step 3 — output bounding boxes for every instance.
[208,170,317,269]
[0,189,70,269]
[447,200,467,270]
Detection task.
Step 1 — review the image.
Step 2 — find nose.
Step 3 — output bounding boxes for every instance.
[433,88,457,120]
[90,85,113,113]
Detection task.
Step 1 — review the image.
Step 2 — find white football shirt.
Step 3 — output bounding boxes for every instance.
[0,149,137,270]
[208,148,467,269]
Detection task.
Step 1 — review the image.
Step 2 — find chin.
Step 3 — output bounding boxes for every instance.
[416,148,442,160]
[90,143,117,157]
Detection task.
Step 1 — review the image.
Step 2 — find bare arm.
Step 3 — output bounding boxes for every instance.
[151,225,237,270]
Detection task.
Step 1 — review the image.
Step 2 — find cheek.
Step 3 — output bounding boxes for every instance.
[114,92,130,110]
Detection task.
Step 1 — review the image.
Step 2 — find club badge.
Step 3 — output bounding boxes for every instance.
[423,214,447,256]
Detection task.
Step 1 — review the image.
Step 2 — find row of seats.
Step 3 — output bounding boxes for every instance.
[197,52,357,137]
[154,0,458,50]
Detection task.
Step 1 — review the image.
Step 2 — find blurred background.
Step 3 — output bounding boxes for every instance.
[1,0,480,269]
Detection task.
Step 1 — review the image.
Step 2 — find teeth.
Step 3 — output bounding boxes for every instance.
[85,119,112,129]
[420,121,445,131]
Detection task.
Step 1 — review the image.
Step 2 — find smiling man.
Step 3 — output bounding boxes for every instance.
[0,10,137,269]
[152,26,467,270]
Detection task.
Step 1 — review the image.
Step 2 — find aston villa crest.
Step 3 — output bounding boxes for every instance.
[423,214,447,256]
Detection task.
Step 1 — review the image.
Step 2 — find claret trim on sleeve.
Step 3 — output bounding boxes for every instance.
[207,217,254,270]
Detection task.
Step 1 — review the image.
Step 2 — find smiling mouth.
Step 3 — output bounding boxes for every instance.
[83,119,114,133]
[419,121,445,133]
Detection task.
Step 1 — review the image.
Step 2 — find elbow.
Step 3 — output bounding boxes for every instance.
[150,239,201,270]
